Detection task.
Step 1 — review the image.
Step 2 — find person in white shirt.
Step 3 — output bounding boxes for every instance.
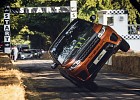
[13,45,18,62]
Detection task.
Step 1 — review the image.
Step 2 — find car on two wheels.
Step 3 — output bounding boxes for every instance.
[48,17,130,90]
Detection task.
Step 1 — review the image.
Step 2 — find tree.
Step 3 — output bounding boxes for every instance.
[112,0,139,24]
[0,0,139,50]
[0,0,70,50]
[77,0,140,24]
[77,0,113,21]
[129,0,140,13]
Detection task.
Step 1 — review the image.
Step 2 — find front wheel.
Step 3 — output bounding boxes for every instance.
[119,38,130,52]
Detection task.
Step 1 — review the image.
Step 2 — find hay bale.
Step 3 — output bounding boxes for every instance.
[0,85,25,100]
[0,53,12,63]
[0,53,25,100]
[107,52,140,76]
[0,53,15,69]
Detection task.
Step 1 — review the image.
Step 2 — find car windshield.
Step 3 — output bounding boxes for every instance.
[22,51,32,53]
[50,19,95,64]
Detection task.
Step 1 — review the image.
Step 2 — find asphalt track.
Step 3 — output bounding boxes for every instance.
[13,60,140,100]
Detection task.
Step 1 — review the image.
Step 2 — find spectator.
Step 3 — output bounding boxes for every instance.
[13,45,18,62]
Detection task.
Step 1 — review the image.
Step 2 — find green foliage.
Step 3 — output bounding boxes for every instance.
[77,0,113,21]
[0,0,70,49]
[30,31,51,49]
[19,25,34,35]
[112,0,139,24]
[78,0,139,24]
[0,0,17,8]
[11,35,30,45]
[0,0,140,50]
[78,0,97,21]
[10,0,22,7]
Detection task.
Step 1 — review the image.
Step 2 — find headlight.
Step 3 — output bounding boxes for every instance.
[30,54,33,57]
[98,26,106,38]
[69,60,81,70]
[21,55,25,57]
[21,55,25,59]
[34,53,38,55]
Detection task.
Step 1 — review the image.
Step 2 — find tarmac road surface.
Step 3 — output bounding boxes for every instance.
[13,60,140,100]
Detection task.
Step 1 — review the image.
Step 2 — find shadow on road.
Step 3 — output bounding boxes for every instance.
[14,60,140,100]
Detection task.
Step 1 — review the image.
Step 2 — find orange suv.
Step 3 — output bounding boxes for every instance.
[49,17,130,89]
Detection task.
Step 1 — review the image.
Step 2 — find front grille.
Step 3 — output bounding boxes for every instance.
[87,47,104,74]
[78,36,100,61]
[87,43,115,74]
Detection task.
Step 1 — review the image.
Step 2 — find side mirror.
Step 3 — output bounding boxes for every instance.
[90,15,96,22]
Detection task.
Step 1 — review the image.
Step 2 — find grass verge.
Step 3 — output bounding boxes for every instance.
[0,53,25,100]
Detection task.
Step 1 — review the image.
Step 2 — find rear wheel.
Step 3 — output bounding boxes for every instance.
[119,38,130,52]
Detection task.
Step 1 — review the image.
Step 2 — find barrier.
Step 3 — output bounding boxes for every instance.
[105,52,140,76]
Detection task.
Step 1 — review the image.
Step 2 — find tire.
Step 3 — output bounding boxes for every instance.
[119,38,130,52]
